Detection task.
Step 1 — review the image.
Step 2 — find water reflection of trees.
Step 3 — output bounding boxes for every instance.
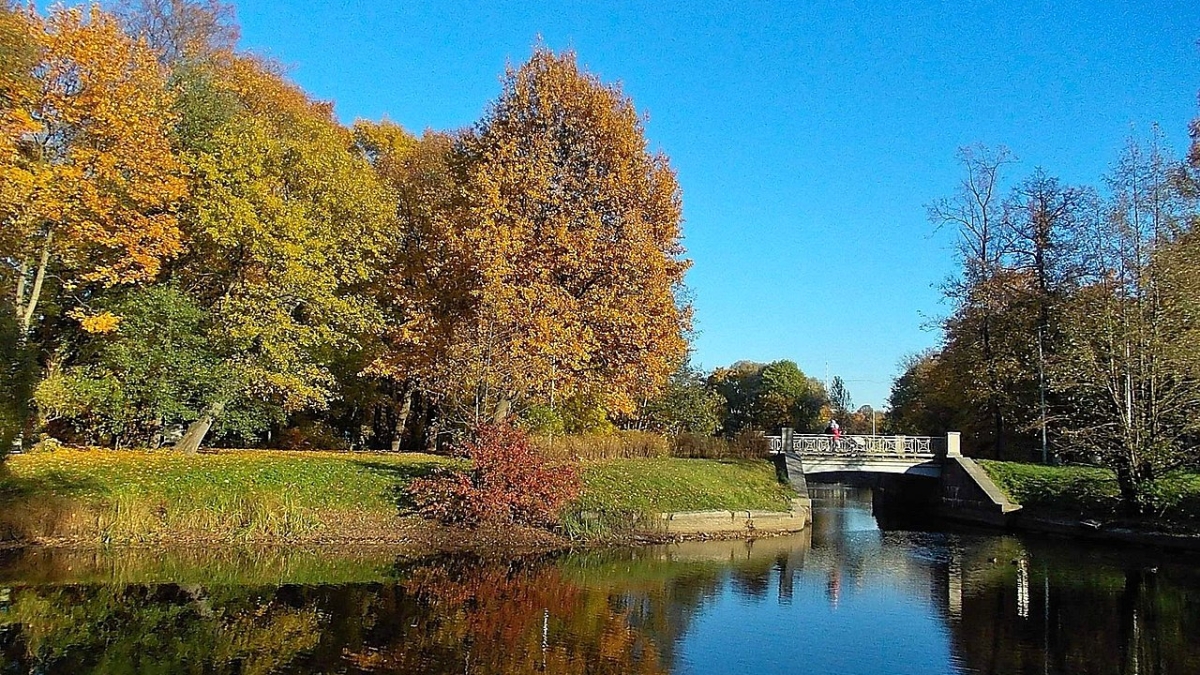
[946,542,1200,675]
[0,584,321,673]
[4,531,1200,674]
[340,555,673,674]
[0,547,746,674]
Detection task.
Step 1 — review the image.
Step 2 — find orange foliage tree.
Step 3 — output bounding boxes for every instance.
[3,6,185,335]
[355,123,476,449]
[370,48,691,440]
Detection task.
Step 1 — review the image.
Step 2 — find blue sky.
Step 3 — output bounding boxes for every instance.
[226,0,1199,407]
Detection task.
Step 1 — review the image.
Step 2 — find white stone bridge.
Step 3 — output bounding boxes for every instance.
[767,430,1020,523]
[767,431,962,478]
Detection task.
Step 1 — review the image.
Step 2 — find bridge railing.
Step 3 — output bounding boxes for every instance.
[768,434,947,460]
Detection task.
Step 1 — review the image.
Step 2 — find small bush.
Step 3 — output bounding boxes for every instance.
[409,423,581,527]
[532,430,670,461]
[29,436,64,454]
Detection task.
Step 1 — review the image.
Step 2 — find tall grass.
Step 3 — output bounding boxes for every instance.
[532,430,772,461]
[532,430,670,460]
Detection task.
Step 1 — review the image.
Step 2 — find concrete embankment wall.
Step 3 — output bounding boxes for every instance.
[938,455,1022,526]
[648,498,812,536]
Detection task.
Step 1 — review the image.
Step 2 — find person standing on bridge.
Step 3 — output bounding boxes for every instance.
[824,419,842,440]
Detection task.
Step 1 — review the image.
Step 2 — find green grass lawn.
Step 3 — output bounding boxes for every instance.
[980,459,1200,525]
[0,450,793,543]
[575,457,794,514]
[0,450,451,543]
[1,449,448,511]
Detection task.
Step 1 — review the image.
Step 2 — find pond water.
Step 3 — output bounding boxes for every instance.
[2,486,1199,674]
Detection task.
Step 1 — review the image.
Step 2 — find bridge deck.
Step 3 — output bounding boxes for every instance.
[769,434,946,460]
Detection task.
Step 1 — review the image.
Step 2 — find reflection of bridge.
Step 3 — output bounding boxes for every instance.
[768,430,1020,521]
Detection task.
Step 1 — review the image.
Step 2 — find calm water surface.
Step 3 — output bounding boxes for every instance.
[2,486,1199,674]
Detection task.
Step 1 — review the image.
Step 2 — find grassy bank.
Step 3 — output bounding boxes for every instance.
[564,457,796,537]
[0,450,793,546]
[0,450,451,544]
[980,460,1200,528]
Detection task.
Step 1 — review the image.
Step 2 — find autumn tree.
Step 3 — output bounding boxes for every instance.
[449,47,690,425]
[167,55,393,452]
[3,6,185,338]
[928,146,1014,455]
[354,123,474,450]
[886,350,963,437]
[0,6,36,235]
[1051,134,1200,514]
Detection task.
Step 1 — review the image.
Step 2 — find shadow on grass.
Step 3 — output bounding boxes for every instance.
[349,459,456,514]
[0,469,106,502]
[0,468,108,543]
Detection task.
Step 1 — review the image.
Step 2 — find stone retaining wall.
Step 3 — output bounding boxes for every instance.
[650,498,812,535]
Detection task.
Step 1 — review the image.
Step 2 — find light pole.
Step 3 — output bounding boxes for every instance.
[864,405,876,436]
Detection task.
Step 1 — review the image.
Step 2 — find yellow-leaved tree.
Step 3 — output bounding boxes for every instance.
[169,55,393,452]
[3,5,185,335]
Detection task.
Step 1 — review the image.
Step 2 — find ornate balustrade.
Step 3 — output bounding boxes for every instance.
[768,434,946,460]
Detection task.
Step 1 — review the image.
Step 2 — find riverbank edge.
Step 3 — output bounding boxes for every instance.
[937,496,1200,552]
[1002,509,1200,552]
[0,500,814,554]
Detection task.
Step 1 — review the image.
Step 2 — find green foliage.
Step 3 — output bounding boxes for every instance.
[709,360,827,435]
[518,404,566,437]
[168,60,241,153]
[829,375,852,414]
[0,305,36,460]
[33,286,227,447]
[638,363,723,435]
[887,350,961,437]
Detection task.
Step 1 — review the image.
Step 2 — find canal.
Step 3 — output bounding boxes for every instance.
[1,486,1199,674]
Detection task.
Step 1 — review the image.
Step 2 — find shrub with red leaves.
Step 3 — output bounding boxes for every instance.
[408,423,581,527]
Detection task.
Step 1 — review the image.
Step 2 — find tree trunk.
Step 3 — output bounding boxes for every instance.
[492,398,512,424]
[390,384,414,452]
[175,400,227,454]
[1115,452,1148,517]
[14,257,28,307]
[20,231,53,335]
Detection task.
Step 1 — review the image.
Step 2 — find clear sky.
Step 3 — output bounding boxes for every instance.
[226,0,1199,408]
